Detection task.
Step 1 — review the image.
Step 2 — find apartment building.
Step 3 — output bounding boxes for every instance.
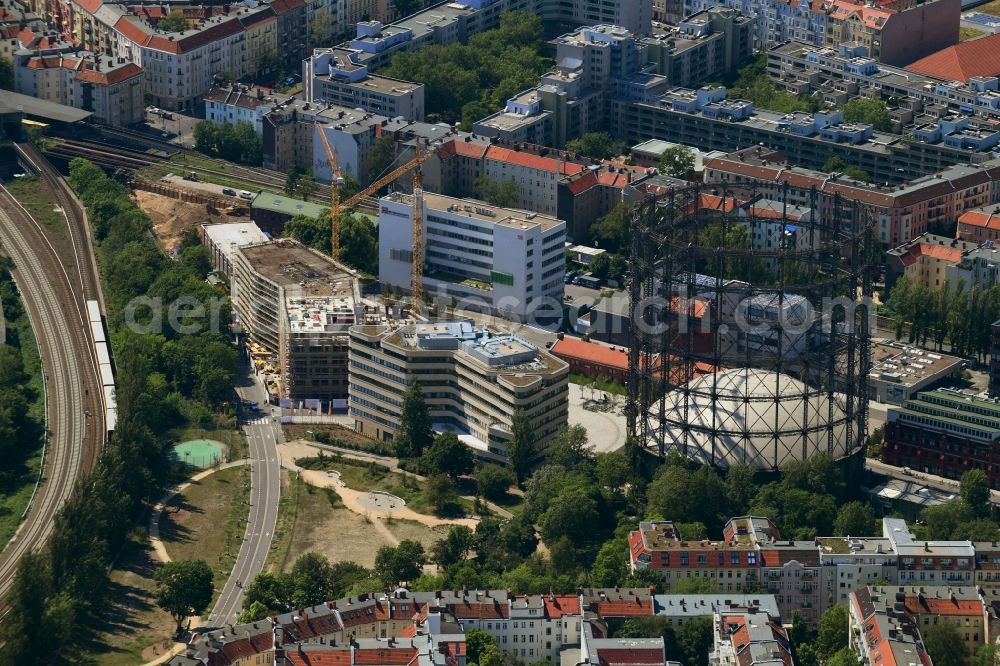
[347,321,569,463]
[204,83,292,134]
[303,46,424,120]
[958,208,1000,245]
[848,586,934,666]
[609,86,998,188]
[231,239,363,406]
[709,609,793,666]
[14,51,143,126]
[992,322,1000,399]
[704,148,1000,248]
[642,9,753,88]
[378,192,566,320]
[768,41,1000,123]
[271,0,308,68]
[683,0,956,64]
[883,389,1000,489]
[885,233,981,290]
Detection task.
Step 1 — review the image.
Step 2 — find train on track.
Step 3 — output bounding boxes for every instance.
[87,299,116,433]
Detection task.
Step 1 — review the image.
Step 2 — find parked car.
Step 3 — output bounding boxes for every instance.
[239,190,254,201]
[222,188,237,196]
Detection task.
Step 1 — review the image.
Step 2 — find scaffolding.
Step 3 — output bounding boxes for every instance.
[626,180,878,471]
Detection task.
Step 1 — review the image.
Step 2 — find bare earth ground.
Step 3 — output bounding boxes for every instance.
[133,190,249,252]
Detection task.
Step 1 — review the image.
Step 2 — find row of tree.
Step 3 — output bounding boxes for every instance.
[887,276,1000,360]
[283,210,378,275]
[0,158,238,661]
[193,120,262,166]
[0,261,44,483]
[381,12,552,128]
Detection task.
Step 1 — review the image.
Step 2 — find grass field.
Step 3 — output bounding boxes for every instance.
[80,537,176,666]
[160,465,251,601]
[973,0,1000,16]
[264,469,304,573]
[5,177,63,227]
[0,269,46,553]
[960,26,987,40]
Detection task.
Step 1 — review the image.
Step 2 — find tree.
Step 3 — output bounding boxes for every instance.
[508,409,536,484]
[374,540,426,586]
[842,97,892,132]
[296,174,318,201]
[590,203,630,254]
[239,600,270,623]
[0,57,12,90]
[545,423,590,469]
[154,559,214,633]
[565,132,625,160]
[285,165,304,196]
[590,538,629,587]
[826,648,863,666]
[339,212,378,274]
[430,525,474,567]
[476,464,514,501]
[923,622,967,666]
[426,473,462,516]
[394,381,433,458]
[975,643,999,666]
[284,213,331,253]
[368,136,397,183]
[466,628,497,665]
[672,576,719,594]
[726,463,757,515]
[595,451,632,490]
[308,8,333,48]
[474,176,519,208]
[823,156,870,183]
[423,432,474,480]
[658,145,696,179]
[676,616,714,666]
[961,469,990,517]
[814,604,850,664]
[159,11,188,32]
[834,501,878,537]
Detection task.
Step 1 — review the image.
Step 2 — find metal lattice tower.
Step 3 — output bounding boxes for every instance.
[626,179,877,472]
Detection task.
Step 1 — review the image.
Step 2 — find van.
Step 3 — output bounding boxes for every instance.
[222,188,237,196]
[239,190,254,201]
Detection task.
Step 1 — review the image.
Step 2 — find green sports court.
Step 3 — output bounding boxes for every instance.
[172,439,224,469]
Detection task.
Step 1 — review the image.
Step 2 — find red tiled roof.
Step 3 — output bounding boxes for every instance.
[905,33,1000,83]
[354,647,419,664]
[596,648,664,666]
[114,14,242,54]
[959,209,1000,231]
[438,138,488,160]
[828,0,894,29]
[449,601,508,619]
[543,595,580,619]
[904,596,982,616]
[485,145,585,176]
[551,337,629,371]
[285,651,352,666]
[270,0,306,14]
[76,62,142,85]
[565,170,599,195]
[595,599,655,617]
[74,0,104,15]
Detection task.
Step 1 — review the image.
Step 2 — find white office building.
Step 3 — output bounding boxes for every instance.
[378,192,566,320]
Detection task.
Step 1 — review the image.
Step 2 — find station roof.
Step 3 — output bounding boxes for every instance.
[0,89,92,123]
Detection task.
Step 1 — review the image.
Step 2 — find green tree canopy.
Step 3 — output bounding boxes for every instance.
[394,381,433,458]
[658,145,696,179]
[159,11,188,32]
[508,409,537,484]
[961,469,991,517]
[374,540,426,587]
[842,97,892,132]
[154,559,214,632]
[565,132,626,160]
[923,622,967,666]
[423,432,474,480]
[834,501,879,537]
[476,464,514,501]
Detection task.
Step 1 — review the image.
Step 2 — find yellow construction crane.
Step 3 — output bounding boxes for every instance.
[315,122,433,310]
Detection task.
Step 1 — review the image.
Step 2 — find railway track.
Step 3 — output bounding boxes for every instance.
[0,144,104,602]
[47,135,332,203]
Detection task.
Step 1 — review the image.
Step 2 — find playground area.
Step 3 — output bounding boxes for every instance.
[171,439,224,469]
[357,490,406,514]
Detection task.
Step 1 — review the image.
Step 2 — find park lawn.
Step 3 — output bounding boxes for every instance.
[569,372,627,396]
[80,536,176,666]
[975,0,1000,16]
[263,469,305,573]
[5,177,63,228]
[283,423,393,455]
[384,517,448,550]
[160,465,250,603]
[278,473,390,569]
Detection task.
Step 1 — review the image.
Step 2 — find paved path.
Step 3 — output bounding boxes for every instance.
[567,383,626,453]
[148,460,250,565]
[208,369,283,626]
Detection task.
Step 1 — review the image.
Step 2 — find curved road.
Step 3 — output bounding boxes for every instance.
[208,368,281,625]
[0,169,103,600]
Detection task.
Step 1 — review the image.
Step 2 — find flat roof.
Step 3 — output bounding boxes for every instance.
[251,191,328,218]
[386,191,565,232]
[202,222,269,258]
[237,239,357,299]
[870,340,962,387]
[0,89,92,123]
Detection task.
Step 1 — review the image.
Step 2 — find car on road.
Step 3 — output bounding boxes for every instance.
[161,131,172,139]
[222,188,237,196]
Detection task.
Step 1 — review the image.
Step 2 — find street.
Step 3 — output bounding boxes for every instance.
[208,364,282,625]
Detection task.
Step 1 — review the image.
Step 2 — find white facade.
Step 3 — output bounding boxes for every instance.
[378,192,566,320]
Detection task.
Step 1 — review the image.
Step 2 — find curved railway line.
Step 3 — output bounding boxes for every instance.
[0,143,104,604]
